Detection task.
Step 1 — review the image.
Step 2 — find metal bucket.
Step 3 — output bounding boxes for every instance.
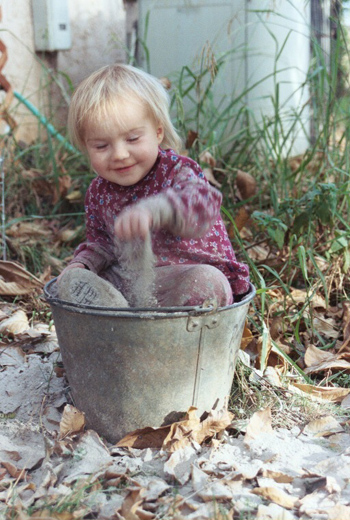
[44,280,255,443]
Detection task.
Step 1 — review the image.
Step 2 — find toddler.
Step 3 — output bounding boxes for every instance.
[57,64,250,308]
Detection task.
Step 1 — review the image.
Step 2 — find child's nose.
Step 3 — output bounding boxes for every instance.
[113,142,130,160]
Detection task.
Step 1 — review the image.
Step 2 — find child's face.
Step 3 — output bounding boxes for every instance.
[83,97,164,186]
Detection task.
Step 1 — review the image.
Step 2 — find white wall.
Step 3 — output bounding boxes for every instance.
[138,0,311,156]
[247,0,311,156]
[0,0,127,143]
[0,0,49,142]
[58,0,126,89]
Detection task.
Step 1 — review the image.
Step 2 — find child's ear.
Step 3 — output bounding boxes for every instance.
[156,125,164,144]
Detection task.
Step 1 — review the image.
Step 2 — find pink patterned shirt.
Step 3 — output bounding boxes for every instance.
[72,148,250,296]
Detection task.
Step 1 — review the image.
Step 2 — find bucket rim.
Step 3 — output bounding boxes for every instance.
[43,278,255,318]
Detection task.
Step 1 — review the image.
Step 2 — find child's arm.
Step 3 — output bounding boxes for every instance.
[66,186,116,273]
[115,166,222,241]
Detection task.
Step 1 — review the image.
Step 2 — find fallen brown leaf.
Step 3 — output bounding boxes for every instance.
[199,150,216,167]
[116,424,171,450]
[25,509,76,519]
[342,301,350,342]
[59,404,85,439]
[163,406,233,452]
[304,344,334,367]
[288,289,327,309]
[304,344,350,374]
[302,415,343,436]
[0,260,42,295]
[0,309,29,335]
[236,169,257,200]
[6,221,51,240]
[261,469,294,484]
[118,488,144,520]
[327,504,350,520]
[117,406,232,452]
[244,407,273,443]
[240,321,254,350]
[234,207,251,232]
[252,486,298,509]
[65,189,83,203]
[186,130,198,149]
[159,76,171,90]
[202,167,222,188]
[292,382,350,402]
[57,226,83,243]
[1,461,27,480]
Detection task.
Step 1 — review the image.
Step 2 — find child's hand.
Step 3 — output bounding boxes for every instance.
[56,263,86,283]
[114,207,153,241]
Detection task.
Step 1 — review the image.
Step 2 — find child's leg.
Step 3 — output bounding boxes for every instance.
[58,269,129,307]
[155,264,233,307]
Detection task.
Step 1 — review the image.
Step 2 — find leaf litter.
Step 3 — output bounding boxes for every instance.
[0,165,349,517]
[0,304,350,519]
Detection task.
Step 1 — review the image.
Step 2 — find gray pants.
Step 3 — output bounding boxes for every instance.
[101,263,233,307]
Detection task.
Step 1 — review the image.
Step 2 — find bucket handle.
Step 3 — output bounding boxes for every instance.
[187,298,220,332]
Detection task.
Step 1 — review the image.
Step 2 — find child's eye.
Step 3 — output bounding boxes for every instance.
[127,136,139,143]
[96,144,107,150]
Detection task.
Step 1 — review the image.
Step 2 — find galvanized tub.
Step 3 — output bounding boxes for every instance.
[44,280,255,443]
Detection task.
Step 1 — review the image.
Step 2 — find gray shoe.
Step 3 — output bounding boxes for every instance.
[57,269,129,307]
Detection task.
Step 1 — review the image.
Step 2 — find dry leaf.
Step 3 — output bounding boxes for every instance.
[252,487,298,509]
[304,344,334,366]
[25,509,76,519]
[288,289,327,309]
[119,488,144,520]
[341,392,350,409]
[234,207,251,232]
[327,504,350,520]
[240,321,254,350]
[199,150,216,167]
[6,221,51,239]
[59,404,85,439]
[202,167,222,188]
[65,189,83,203]
[342,301,350,342]
[57,226,83,243]
[256,503,296,520]
[163,445,198,484]
[159,77,171,90]
[0,260,43,295]
[302,415,343,436]
[247,243,269,262]
[116,424,171,450]
[292,383,350,402]
[312,315,339,339]
[236,169,257,200]
[261,469,294,484]
[117,406,232,452]
[0,310,29,335]
[163,407,232,452]
[244,407,273,443]
[304,345,350,374]
[186,130,198,149]
[1,461,27,480]
[263,366,282,387]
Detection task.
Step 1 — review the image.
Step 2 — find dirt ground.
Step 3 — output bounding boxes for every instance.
[1,321,350,520]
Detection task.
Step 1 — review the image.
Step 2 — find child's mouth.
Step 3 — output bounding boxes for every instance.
[115,164,135,173]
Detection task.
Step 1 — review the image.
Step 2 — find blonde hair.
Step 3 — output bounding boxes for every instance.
[68,64,182,153]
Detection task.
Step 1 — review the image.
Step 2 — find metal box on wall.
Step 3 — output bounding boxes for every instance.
[32,0,71,52]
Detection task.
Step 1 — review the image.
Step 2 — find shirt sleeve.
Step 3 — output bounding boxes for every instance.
[136,162,223,239]
[70,186,115,274]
